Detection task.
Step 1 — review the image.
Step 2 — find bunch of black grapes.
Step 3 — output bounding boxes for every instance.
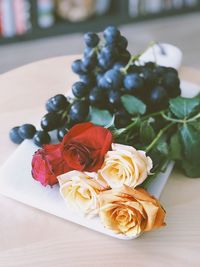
[9,26,180,146]
[9,94,70,146]
[70,26,180,127]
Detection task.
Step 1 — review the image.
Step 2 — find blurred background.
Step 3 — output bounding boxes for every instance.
[0,0,199,74]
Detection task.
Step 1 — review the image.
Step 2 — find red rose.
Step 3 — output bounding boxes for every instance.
[61,122,113,172]
[32,144,70,186]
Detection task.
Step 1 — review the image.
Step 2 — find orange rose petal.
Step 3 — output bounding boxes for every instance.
[99,185,166,237]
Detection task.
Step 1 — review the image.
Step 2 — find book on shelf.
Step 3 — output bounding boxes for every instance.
[37,0,55,28]
[0,0,15,37]
[0,0,30,38]
[13,0,31,35]
[128,0,199,17]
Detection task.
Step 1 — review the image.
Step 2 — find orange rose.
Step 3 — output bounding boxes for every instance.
[99,185,166,237]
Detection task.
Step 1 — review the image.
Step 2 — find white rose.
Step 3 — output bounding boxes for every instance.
[99,143,152,189]
[58,171,104,216]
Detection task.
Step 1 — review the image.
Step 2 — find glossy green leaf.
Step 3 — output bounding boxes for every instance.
[139,120,155,144]
[169,96,200,119]
[89,107,113,126]
[121,94,146,115]
[169,133,182,160]
[179,124,200,161]
[181,160,200,178]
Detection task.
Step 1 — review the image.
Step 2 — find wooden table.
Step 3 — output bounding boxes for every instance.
[0,56,200,267]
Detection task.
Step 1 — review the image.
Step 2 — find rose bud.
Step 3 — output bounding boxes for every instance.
[31,144,70,186]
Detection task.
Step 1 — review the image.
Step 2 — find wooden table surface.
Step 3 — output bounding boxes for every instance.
[0,56,200,267]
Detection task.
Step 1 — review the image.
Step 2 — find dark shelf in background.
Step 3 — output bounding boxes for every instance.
[0,0,200,45]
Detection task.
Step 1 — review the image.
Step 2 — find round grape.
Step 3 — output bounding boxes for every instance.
[150,86,169,110]
[19,124,36,139]
[84,32,99,47]
[82,54,97,71]
[71,59,85,75]
[33,130,51,147]
[72,81,89,98]
[103,26,120,44]
[57,127,68,142]
[162,72,180,89]
[46,94,68,112]
[41,112,63,132]
[9,127,24,144]
[117,35,128,51]
[104,69,123,89]
[69,100,89,122]
[123,73,144,93]
[113,62,125,70]
[142,67,157,87]
[108,90,121,108]
[80,74,96,87]
[89,87,107,108]
[119,50,131,64]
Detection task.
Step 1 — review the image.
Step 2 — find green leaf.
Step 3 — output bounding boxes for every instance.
[179,124,200,161]
[121,94,146,115]
[157,140,168,156]
[190,121,200,131]
[180,160,200,178]
[169,133,182,160]
[89,107,113,126]
[169,96,200,119]
[147,145,168,173]
[139,119,155,144]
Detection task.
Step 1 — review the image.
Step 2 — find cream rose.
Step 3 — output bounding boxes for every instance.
[58,171,105,216]
[99,185,166,237]
[99,143,152,189]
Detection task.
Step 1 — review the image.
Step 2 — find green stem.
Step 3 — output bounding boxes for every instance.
[162,111,200,123]
[187,112,200,122]
[115,118,139,137]
[145,122,174,153]
[121,41,156,74]
[161,112,184,123]
[121,54,141,73]
[142,109,167,120]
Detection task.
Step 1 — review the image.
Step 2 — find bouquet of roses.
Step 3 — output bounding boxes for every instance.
[9,26,200,238]
[32,122,165,237]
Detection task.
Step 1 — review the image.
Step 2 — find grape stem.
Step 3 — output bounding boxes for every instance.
[121,41,156,74]
[145,122,174,153]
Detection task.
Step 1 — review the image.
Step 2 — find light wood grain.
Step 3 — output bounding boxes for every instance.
[0,57,200,267]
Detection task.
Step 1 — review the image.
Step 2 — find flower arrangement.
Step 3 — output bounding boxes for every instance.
[32,122,165,237]
[9,25,200,238]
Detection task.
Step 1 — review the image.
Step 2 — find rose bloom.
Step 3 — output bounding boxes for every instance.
[99,143,152,189]
[60,122,112,172]
[58,170,105,216]
[99,185,166,237]
[32,144,70,186]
